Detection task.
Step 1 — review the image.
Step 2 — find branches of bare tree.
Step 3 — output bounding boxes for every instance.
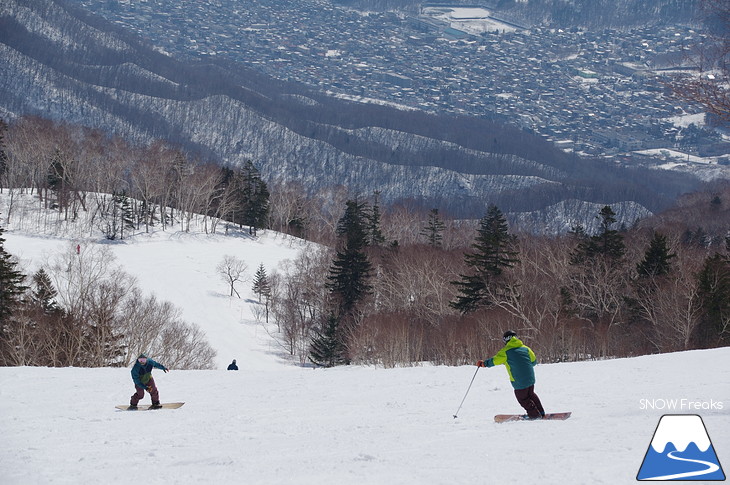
[217,255,248,298]
[0,241,216,368]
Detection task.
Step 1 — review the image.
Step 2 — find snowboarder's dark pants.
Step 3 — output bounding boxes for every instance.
[131,377,159,405]
[514,385,544,418]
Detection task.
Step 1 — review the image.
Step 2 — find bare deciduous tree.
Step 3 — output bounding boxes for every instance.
[373,245,459,326]
[268,181,310,237]
[269,247,332,363]
[17,243,219,368]
[217,255,248,298]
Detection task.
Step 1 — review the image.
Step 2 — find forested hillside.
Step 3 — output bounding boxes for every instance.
[0,0,701,226]
[1,114,729,368]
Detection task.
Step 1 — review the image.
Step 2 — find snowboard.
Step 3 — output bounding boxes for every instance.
[115,402,185,411]
[494,411,571,423]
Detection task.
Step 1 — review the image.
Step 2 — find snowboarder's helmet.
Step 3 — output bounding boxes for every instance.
[503,330,517,343]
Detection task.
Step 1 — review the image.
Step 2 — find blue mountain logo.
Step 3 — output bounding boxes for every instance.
[637,414,725,481]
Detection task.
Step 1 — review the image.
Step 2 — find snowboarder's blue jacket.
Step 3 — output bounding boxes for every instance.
[131,356,167,389]
[485,337,537,390]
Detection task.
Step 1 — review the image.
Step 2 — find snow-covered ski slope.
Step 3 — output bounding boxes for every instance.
[1,193,729,484]
[1,350,729,484]
[2,212,308,371]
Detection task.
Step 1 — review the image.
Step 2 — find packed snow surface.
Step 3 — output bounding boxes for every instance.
[2,350,729,484]
[1,196,729,484]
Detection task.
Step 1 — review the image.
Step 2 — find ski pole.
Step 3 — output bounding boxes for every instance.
[453,366,480,419]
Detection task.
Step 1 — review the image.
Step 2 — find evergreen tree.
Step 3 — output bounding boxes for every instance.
[287,197,308,238]
[252,263,272,303]
[309,315,347,367]
[119,193,135,239]
[368,191,386,247]
[219,162,270,236]
[595,206,626,258]
[571,205,625,264]
[0,221,27,325]
[682,227,709,248]
[47,150,65,193]
[335,199,368,243]
[47,149,73,212]
[450,205,519,314]
[637,232,676,278]
[420,208,445,247]
[568,223,587,240]
[104,192,135,240]
[327,200,373,315]
[0,119,8,184]
[696,253,730,346]
[31,268,58,313]
[240,160,270,236]
[711,194,722,211]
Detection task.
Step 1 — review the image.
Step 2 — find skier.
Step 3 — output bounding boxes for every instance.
[227,359,238,370]
[477,330,545,419]
[129,353,168,409]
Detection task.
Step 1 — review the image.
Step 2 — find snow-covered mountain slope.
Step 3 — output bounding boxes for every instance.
[1,349,728,484]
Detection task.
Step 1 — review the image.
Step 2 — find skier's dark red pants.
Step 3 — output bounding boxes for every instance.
[514,385,545,418]
[130,377,159,405]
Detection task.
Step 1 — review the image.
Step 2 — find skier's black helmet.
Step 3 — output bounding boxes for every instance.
[503,330,517,343]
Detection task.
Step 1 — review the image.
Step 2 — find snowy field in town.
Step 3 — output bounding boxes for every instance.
[421,7,519,34]
[1,192,729,484]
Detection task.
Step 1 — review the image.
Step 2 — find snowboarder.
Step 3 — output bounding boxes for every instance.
[227,359,238,370]
[477,330,546,419]
[129,353,168,410]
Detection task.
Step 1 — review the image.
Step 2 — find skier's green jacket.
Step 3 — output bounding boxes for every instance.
[485,336,537,390]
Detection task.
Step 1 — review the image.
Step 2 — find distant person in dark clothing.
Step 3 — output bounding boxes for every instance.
[227,359,238,370]
[129,353,168,409]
